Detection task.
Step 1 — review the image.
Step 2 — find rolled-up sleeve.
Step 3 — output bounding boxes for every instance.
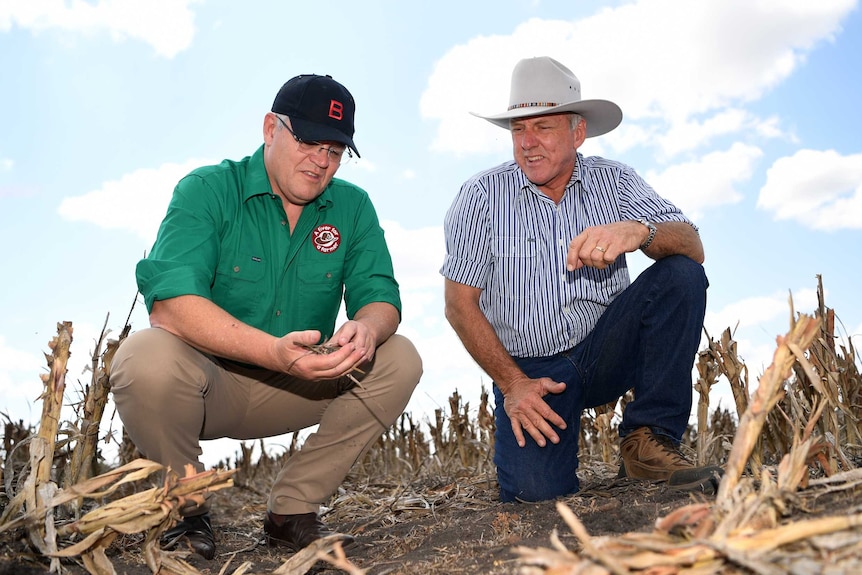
[440,179,491,289]
[136,175,221,312]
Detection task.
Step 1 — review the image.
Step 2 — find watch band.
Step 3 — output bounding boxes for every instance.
[637,218,657,250]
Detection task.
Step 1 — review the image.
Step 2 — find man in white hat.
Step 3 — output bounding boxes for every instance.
[441,56,722,502]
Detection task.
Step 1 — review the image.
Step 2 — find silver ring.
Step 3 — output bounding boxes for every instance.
[594,246,606,253]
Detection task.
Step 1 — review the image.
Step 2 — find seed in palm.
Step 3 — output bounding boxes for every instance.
[296,343,367,383]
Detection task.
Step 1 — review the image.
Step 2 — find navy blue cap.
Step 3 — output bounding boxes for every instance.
[272,74,359,157]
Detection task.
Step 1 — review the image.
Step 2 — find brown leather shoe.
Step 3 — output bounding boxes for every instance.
[263,511,354,552]
[160,513,216,559]
[618,427,723,494]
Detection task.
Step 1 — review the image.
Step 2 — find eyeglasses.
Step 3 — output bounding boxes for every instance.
[275,115,353,166]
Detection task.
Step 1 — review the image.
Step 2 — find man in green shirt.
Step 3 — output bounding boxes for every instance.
[111,74,423,559]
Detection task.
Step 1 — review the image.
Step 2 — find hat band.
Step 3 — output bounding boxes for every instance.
[508,101,560,111]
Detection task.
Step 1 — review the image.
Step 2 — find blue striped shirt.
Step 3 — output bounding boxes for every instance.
[441,153,695,358]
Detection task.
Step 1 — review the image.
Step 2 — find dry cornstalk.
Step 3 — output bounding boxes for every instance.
[18,321,74,567]
[724,512,862,552]
[517,496,862,575]
[694,345,720,466]
[554,501,628,575]
[55,461,234,575]
[273,537,365,574]
[591,401,617,464]
[67,316,129,489]
[716,313,820,502]
[34,322,73,481]
[1,458,234,575]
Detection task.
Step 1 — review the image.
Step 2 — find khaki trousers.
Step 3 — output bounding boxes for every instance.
[111,328,422,515]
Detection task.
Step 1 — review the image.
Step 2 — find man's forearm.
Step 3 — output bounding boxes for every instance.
[642,221,704,263]
[149,294,279,367]
[445,302,526,396]
[352,302,400,346]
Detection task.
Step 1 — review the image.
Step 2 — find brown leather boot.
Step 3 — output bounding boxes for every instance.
[263,511,354,552]
[618,427,723,494]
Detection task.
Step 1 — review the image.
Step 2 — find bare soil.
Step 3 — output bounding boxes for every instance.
[3,463,860,575]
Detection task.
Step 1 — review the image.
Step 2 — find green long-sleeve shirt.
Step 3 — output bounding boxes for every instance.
[136,145,401,338]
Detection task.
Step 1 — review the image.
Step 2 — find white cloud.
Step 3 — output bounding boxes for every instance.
[707,294,789,336]
[57,159,211,244]
[655,109,783,159]
[0,158,12,171]
[0,0,200,58]
[376,221,489,415]
[0,322,129,463]
[404,327,489,419]
[645,142,763,218]
[420,0,854,157]
[702,287,821,378]
[757,149,862,230]
[381,221,444,291]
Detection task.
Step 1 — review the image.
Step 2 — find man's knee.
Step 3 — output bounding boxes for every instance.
[374,334,423,390]
[497,465,579,503]
[111,328,202,400]
[654,255,707,289]
[494,426,580,503]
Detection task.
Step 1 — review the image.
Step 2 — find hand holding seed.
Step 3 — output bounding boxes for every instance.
[276,331,361,381]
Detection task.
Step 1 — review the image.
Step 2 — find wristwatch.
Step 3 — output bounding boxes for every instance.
[637,218,657,250]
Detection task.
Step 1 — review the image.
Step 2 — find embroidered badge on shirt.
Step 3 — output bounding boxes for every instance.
[312,224,341,254]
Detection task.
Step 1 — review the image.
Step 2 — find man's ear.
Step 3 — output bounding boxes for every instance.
[263,113,278,145]
[573,117,587,149]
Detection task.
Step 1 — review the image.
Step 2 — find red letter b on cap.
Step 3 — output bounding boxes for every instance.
[329,100,343,120]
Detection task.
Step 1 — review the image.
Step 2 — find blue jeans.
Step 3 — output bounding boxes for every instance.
[493,255,708,502]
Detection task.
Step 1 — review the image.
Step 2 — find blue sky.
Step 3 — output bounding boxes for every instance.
[2,0,860,466]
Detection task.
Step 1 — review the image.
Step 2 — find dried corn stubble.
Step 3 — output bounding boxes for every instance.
[516,311,862,575]
[7,278,862,575]
[43,462,234,572]
[716,313,820,502]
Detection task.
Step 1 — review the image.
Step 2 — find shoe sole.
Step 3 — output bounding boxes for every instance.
[619,462,723,495]
[667,466,723,495]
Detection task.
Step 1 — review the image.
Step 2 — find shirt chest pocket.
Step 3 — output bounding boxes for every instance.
[297,260,344,286]
[296,260,345,330]
[492,236,538,258]
[490,236,539,300]
[212,254,268,315]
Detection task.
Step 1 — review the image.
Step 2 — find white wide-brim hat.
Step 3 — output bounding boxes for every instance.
[472,56,623,138]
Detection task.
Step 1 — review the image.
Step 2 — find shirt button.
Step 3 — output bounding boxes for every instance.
[233,266,240,273]
[325,272,332,278]
[275,310,281,316]
[281,220,287,226]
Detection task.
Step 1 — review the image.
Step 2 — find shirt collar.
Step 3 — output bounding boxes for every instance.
[516,152,585,196]
[571,152,584,186]
[242,145,271,202]
[243,144,334,211]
